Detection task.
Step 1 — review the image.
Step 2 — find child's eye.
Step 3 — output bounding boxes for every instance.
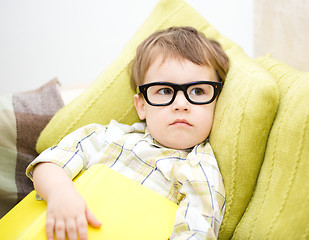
[158,88,173,95]
[190,88,205,95]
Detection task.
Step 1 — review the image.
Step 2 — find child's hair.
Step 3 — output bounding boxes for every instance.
[130,26,229,91]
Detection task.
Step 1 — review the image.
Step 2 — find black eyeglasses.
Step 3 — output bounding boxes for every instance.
[138,81,222,106]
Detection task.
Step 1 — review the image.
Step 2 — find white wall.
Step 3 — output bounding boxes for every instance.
[254,0,309,71]
[0,0,253,94]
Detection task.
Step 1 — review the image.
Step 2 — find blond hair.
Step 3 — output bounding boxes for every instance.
[130,26,229,91]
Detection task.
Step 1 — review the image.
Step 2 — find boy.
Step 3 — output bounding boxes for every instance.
[26,27,229,240]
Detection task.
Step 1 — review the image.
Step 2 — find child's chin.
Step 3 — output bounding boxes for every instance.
[163,138,197,150]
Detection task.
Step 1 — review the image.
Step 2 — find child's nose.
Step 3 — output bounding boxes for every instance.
[172,91,190,111]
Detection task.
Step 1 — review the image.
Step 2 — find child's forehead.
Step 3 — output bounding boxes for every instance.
[148,44,211,66]
[149,53,212,71]
[144,55,217,85]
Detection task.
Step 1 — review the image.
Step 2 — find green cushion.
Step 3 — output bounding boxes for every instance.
[233,56,309,239]
[36,0,279,238]
[209,54,279,238]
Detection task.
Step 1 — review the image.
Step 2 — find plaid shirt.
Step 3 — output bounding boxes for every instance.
[27,120,225,239]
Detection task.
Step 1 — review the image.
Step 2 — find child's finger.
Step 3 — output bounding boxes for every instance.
[55,218,66,240]
[86,207,102,228]
[66,218,78,240]
[76,216,88,240]
[45,216,56,240]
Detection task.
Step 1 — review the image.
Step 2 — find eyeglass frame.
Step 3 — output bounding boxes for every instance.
[138,81,222,106]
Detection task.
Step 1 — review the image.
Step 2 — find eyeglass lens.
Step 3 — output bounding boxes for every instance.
[146,83,215,105]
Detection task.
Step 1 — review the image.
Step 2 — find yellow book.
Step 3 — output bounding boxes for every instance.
[0,164,178,239]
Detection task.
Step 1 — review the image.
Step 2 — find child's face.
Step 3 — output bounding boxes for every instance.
[134,55,219,150]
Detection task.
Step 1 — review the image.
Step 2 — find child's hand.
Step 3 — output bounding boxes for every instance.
[45,187,101,240]
[32,162,101,240]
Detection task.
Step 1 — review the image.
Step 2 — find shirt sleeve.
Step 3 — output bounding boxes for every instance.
[26,123,109,181]
[170,142,226,240]
[26,120,141,181]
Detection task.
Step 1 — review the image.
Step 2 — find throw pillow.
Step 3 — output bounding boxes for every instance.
[0,79,64,218]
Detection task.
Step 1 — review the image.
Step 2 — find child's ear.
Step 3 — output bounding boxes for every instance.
[134,94,146,120]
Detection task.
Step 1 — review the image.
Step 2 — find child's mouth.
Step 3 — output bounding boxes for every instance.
[170,119,192,126]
